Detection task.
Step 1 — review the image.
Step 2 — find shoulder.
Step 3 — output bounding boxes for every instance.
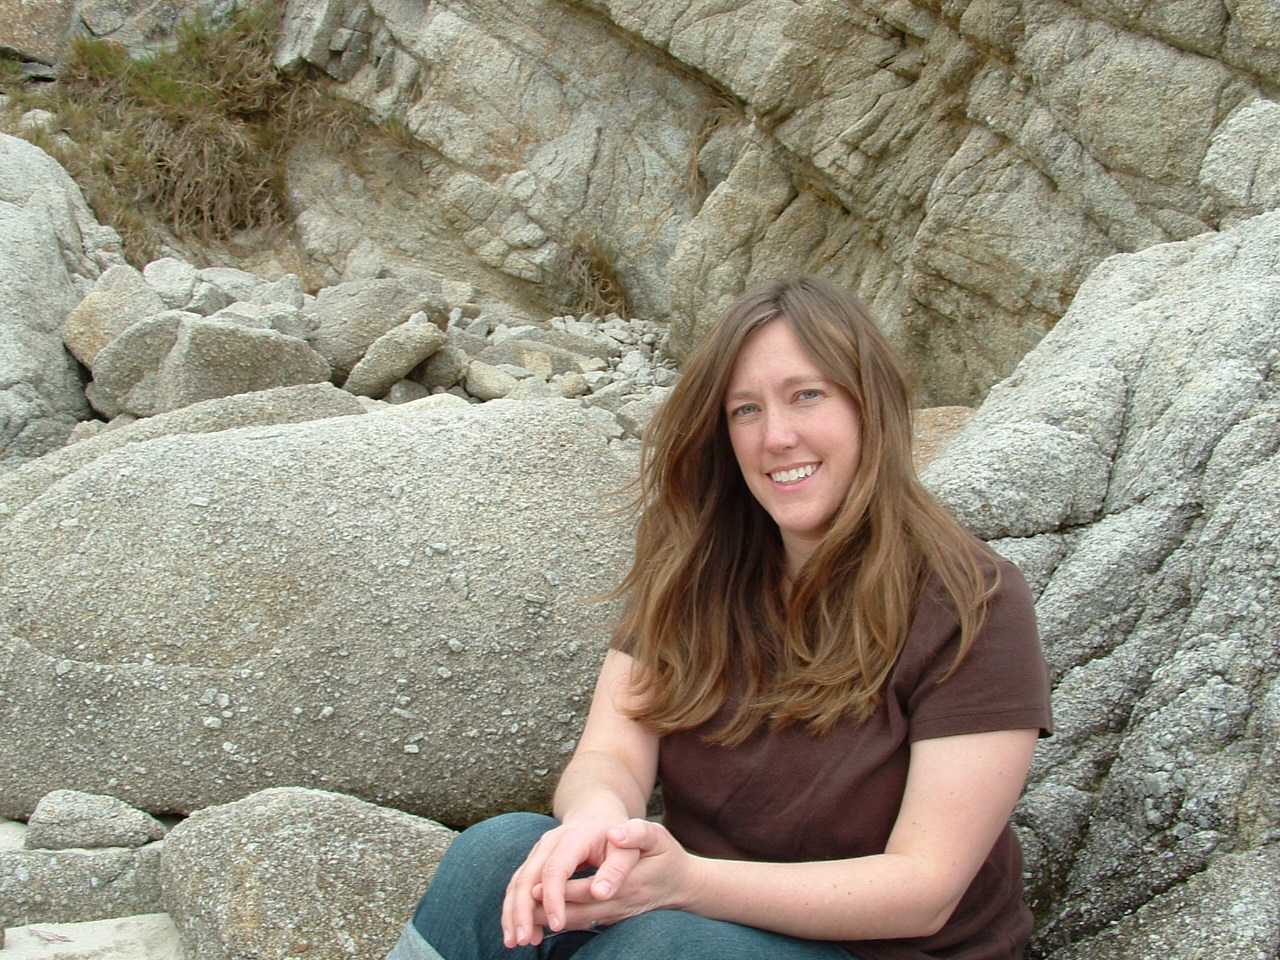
[897,540,1052,740]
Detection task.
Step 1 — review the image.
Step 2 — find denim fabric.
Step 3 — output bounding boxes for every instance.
[390,812,857,960]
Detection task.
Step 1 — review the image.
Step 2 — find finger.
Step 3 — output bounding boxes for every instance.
[589,839,641,900]
[560,876,597,903]
[502,835,558,947]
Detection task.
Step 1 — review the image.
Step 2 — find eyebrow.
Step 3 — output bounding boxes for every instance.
[724,374,830,401]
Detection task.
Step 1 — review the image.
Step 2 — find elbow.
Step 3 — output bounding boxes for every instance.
[906,895,962,939]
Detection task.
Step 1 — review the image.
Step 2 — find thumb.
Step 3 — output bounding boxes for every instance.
[606,817,661,851]
[589,838,639,900]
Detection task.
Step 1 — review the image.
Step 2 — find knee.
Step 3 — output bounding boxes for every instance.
[447,812,557,869]
[600,911,706,955]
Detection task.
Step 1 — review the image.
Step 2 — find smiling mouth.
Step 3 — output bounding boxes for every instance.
[770,464,818,485]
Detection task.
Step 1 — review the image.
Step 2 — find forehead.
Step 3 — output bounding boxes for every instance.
[726,320,826,389]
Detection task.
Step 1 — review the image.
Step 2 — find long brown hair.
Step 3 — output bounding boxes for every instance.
[614,276,996,744]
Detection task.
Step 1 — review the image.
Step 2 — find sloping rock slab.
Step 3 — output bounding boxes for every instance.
[924,210,1280,958]
[0,400,636,825]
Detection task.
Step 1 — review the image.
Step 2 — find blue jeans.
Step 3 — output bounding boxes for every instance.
[386,812,857,960]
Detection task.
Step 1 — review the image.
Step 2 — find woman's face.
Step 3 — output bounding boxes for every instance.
[724,320,862,573]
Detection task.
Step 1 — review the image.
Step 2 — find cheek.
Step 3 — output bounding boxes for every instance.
[727,428,753,474]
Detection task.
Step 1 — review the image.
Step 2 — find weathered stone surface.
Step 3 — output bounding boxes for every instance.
[61,264,167,369]
[162,788,455,960]
[0,0,75,64]
[273,0,1280,405]
[143,257,199,310]
[75,0,241,60]
[0,134,121,471]
[0,382,366,522]
[411,341,469,391]
[26,790,166,851]
[304,278,447,381]
[88,316,331,418]
[0,839,164,928]
[464,359,518,400]
[924,210,1280,958]
[343,311,448,398]
[0,401,636,824]
[207,300,309,340]
[911,406,975,473]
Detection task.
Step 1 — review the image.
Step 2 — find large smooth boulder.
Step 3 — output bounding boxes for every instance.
[162,788,455,960]
[0,382,367,522]
[924,210,1280,959]
[0,399,636,824]
[0,134,121,471]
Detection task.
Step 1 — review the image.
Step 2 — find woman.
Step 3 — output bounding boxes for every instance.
[388,276,1052,960]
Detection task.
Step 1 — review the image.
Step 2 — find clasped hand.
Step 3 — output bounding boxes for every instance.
[501,818,690,947]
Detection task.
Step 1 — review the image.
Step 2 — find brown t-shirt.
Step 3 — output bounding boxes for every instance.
[635,554,1052,960]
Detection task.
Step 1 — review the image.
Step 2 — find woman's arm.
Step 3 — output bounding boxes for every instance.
[553,727,1039,941]
[502,649,658,946]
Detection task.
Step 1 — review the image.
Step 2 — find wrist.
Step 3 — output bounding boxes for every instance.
[669,851,711,913]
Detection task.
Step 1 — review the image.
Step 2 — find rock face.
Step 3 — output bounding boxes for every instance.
[0,400,637,825]
[162,788,455,960]
[0,133,121,470]
[269,0,1280,403]
[923,210,1280,959]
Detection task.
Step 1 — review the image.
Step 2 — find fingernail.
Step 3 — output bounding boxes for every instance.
[548,913,560,930]
[594,879,613,897]
[516,927,526,943]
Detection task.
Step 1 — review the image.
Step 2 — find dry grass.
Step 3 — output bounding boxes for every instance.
[3,1,400,264]
[566,233,629,319]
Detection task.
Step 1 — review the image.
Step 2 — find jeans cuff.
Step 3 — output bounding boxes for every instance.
[386,921,448,960]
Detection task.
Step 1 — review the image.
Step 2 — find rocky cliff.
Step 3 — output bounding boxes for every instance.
[6,0,1279,406]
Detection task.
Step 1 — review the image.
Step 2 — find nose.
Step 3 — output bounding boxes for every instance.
[762,407,797,452]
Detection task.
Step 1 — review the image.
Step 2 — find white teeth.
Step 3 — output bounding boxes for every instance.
[771,464,817,484]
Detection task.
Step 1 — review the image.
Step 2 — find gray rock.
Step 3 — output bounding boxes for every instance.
[0,842,164,928]
[280,0,1278,406]
[305,278,447,381]
[207,300,309,341]
[142,257,199,310]
[412,341,470,392]
[344,311,448,398]
[194,266,275,306]
[383,379,431,404]
[479,339,589,379]
[0,383,366,523]
[0,400,636,824]
[88,316,331,418]
[162,788,455,960]
[84,311,192,418]
[616,387,670,439]
[0,134,121,472]
[464,359,518,400]
[0,0,75,64]
[61,264,167,369]
[924,210,1280,956]
[25,790,166,851]
[185,280,234,316]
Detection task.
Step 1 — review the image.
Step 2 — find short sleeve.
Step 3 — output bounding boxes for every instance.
[904,559,1053,743]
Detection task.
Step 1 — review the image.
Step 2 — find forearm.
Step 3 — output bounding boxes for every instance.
[679,852,958,941]
[552,748,652,825]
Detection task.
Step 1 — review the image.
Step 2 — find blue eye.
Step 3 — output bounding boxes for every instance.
[730,403,759,418]
[796,389,821,401]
